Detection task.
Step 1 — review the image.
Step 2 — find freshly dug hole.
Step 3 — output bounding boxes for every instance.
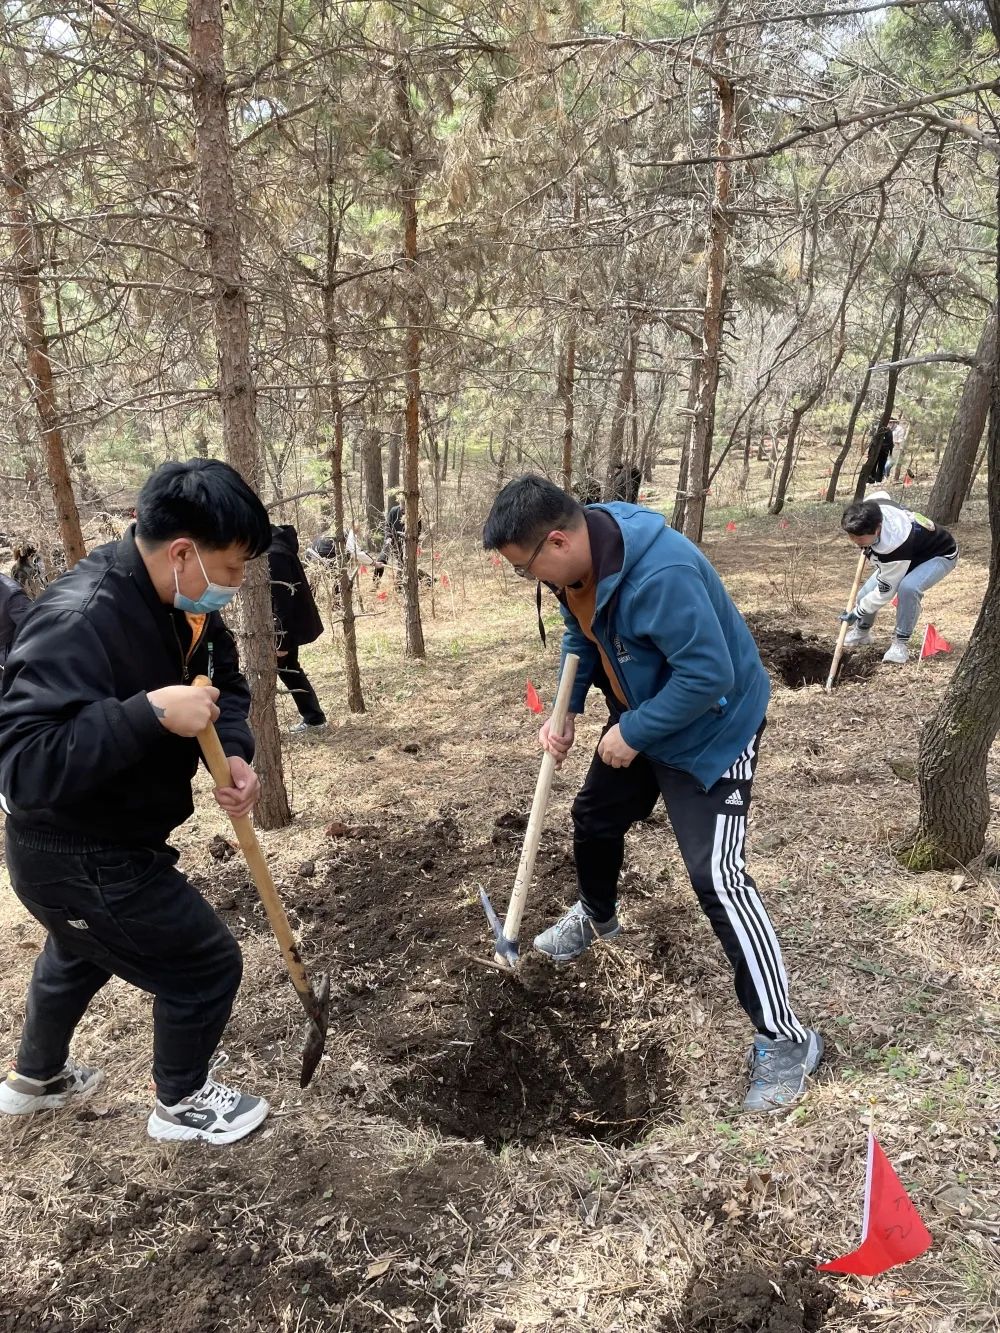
[746,615,878,689]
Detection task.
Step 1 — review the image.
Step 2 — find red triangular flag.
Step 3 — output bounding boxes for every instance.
[818,1135,931,1276]
[891,596,898,608]
[920,624,951,659]
[726,521,737,533]
[903,474,913,487]
[359,565,368,575]
[525,680,543,714]
[441,573,450,588]
[780,519,790,529]
[376,590,387,602]
[490,555,502,568]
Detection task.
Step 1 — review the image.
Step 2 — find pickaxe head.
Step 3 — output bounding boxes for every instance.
[478,887,520,970]
[299,971,331,1088]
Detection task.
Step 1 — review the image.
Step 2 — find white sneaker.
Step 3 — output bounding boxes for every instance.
[882,639,909,665]
[844,626,873,648]
[147,1056,268,1145]
[0,1059,104,1115]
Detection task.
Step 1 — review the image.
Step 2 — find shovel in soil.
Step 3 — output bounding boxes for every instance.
[480,652,579,969]
[193,676,329,1087]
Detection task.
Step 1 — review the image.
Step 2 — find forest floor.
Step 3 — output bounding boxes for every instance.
[2,474,999,1332]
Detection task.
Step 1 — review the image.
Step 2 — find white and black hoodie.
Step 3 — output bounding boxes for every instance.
[857,492,958,615]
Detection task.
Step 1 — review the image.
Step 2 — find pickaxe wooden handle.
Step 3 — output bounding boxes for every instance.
[192,676,328,1085]
[825,552,868,694]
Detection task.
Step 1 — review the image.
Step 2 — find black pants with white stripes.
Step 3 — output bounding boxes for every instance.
[571,718,808,1043]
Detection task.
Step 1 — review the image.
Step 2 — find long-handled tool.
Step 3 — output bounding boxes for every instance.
[193,676,329,1087]
[825,551,868,694]
[480,652,579,969]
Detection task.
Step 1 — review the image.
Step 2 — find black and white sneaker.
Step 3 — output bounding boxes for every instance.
[147,1057,268,1145]
[0,1059,104,1115]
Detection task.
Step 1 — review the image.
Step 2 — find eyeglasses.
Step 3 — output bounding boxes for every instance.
[513,532,549,580]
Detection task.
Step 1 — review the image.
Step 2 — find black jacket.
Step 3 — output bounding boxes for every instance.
[0,573,32,667]
[0,528,253,846]
[268,525,323,649]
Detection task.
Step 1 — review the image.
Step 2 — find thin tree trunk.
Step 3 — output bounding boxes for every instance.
[854,228,926,501]
[362,422,385,536]
[395,64,425,659]
[926,302,998,525]
[187,0,290,827]
[905,154,1000,870]
[672,341,702,530]
[604,309,639,495]
[0,64,86,567]
[322,184,364,713]
[681,31,734,544]
[388,428,401,490]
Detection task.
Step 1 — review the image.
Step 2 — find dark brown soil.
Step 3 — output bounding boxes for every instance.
[746,615,879,689]
[274,812,679,1148]
[676,1263,839,1333]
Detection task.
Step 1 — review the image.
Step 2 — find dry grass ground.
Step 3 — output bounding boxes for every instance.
[1,455,999,1332]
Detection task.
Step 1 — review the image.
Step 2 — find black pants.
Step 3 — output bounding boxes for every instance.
[5,827,242,1105]
[572,721,807,1043]
[278,643,326,725]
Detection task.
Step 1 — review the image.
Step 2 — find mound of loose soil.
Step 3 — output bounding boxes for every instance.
[678,1264,837,1333]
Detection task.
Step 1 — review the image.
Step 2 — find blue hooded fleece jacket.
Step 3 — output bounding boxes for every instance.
[557,504,770,790]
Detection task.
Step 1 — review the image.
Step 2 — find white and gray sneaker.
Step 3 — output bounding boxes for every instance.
[533,900,621,963]
[844,625,873,648]
[743,1029,824,1113]
[147,1058,268,1145]
[0,1059,104,1115]
[882,638,909,664]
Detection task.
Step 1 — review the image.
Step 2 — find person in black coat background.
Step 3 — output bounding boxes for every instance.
[268,524,327,732]
[0,571,32,669]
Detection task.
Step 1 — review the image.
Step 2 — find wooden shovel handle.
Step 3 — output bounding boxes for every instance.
[191,676,314,1007]
[501,653,580,946]
[825,551,868,694]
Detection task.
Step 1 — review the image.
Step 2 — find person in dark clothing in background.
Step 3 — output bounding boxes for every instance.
[0,459,272,1145]
[0,571,32,668]
[268,523,327,734]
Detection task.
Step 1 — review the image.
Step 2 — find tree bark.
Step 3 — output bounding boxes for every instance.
[904,161,1000,871]
[0,64,86,567]
[854,228,925,501]
[362,422,385,536]
[603,309,639,495]
[926,302,998,525]
[322,181,365,713]
[395,64,426,659]
[558,181,581,493]
[187,0,290,828]
[680,34,734,544]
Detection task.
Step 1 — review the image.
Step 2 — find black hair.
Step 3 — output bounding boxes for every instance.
[483,474,585,550]
[841,499,883,536]
[136,458,272,557]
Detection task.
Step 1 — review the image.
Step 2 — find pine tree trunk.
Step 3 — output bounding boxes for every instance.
[0,65,86,568]
[388,430,401,490]
[681,40,734,545]
[187,0,290,828]
[559,181,581,493]
[362,425,385,535]
[926,303,998,525]
[904,165,1000,871]
[604,310,638,494]
[395,66,425,660]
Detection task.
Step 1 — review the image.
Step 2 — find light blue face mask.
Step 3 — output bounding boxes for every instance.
[173,544,241,614]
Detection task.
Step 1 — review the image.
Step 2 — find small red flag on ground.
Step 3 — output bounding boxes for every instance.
[920,624,951,659]
[818,1135,931,1277]
[525,681,543,714]
[490,555,502,568]
[891,596,898,607]
[779,519,790,529]
[360,565,368,575]
[441,573,450,588]
[726,521,737,533]
[904,474,913,486]
[376,590,387,602]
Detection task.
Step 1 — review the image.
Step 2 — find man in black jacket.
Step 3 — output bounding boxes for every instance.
[0,459,273,1145]
[268,523,326,733]
[0,571,31,668]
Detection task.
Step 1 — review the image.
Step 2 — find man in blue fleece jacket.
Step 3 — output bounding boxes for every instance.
[484,475,822,1113]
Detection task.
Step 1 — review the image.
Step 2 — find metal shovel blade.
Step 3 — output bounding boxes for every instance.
[299,971,331,1088]
[478,886,520,969]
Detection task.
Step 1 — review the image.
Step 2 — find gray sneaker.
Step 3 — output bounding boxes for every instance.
[743,1029,824,1113]
[533,900,621,963]
[0,1059,104,1115]
[147,1057,268,1145]
[290,720,327,736]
